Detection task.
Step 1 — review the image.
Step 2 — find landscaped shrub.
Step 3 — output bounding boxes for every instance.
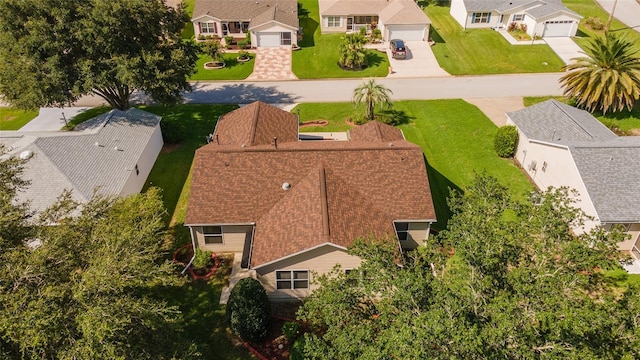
[225,278,271,342]
[282,321,301,342]
[238,39,250,49]
[372,29,382,42]
[224,35,234,48]
[586,16,604,31]
[359,26,367,36]
[160,121,185,144]
[494,125,519,158]
[192,248,212,269]
[519,23,527,32]
[289,336,306,360]
[508,22,517,31]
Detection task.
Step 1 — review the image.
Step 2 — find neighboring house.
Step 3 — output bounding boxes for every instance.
[450,0,582,38]
[192,0,299,47]
[0,109,163,214]
[319,0,431,41]
[185,102,436,300]
[506,100,640,265]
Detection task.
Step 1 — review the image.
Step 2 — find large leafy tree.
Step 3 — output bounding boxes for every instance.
[0,151,198,359]
[338,33,368,71]
[298,175,640,359]
[560,33,640,114]
[0,0,199,110]
[352,79,393,121]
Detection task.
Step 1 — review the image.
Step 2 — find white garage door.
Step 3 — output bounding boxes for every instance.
[387,25,425,41]
[257,32,281,47]
[543,21,573,37]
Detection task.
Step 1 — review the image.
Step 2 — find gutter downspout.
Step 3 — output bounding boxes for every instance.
[182,227,198,275]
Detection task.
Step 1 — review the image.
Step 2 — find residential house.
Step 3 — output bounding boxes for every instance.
[507,100,640,269]
[450,0,582,38]
[185,102,437,300]
[319,0,432,41]
[0,109,163,214]
[191,0,299,47]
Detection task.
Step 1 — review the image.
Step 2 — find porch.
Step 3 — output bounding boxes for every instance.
[345,15,379,34]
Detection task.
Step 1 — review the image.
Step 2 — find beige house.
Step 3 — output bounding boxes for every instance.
[319,0,431,41]
[185,102,437,300]
[191,0,298,47]
[450,0,581,38]
[507,100,640,272]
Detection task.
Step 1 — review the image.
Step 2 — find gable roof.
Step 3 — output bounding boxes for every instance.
[462,0,580,19]
[322,0,431,25]
[192,0,298,29]
[507,99,617,144]
[0,109,161,213]
[186,103,436,267]
[349,120,405,142]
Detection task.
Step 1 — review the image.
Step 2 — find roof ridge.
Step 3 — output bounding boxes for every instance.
[319,166,330,240]
[30,141,90,200]
[207,144,420,153]
[550,100,597,140]
[249,103,260,146]
[374,121,383,140]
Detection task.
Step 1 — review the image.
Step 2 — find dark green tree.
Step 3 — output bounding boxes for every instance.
[298,175,640,359]
[226,278,271,342]
[0,0,199,110]
[352,79,393,121]
[338,33,368,70]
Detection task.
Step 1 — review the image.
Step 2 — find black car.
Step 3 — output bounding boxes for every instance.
[389,39,407,59]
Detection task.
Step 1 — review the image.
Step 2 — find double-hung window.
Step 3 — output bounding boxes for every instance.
[276,270,309,289]
[472,12,491,24]
[512,14,525,21]
[203,226,223,244]
[327,16,341,27]
[394,222,409,241]
[200,22,216,33]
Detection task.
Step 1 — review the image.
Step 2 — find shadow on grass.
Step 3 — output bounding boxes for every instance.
[299,17,318,47]
[223,56,254,69]
[429,26,446,44]
[377,109,414,126]
[424,155,461,230]
[366,50,386,68]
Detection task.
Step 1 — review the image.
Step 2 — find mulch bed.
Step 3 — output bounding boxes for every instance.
[299,119,328,128]
[246,316,311,360]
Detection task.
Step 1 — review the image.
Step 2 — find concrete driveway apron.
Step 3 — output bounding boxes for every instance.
[386,41,450,78]
[247,47,298,81]
[544,37,584,65]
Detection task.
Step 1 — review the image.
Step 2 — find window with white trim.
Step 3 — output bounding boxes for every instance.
[394,222,409,241]
[276,270,309,289]
[281,32,292,45]
[200,22,216,33]
[327,16,341,27]
[354,15,378,24]
[472,12,491,24]
[512,14,525,21]
[203,226,223,244]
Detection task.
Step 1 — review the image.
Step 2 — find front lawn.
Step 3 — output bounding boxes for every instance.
[563,0,640,49]
[0,107,39,131]
[293,0,390,79]
[296,100,533,227]
[424,5,565,74]
[190,53,255,81]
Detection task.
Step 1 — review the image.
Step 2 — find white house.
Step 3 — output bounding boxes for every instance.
[507,100,640,269]
[191,0,299,47]
[0,108,163,214]
[450,0,582,38]
[319,0,431,41]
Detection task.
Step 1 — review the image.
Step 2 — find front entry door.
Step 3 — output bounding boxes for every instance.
[347,17,353,31]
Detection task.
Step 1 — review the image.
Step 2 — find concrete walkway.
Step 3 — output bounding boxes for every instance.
[219,252,256,304]
[596,0,640,33]
[543,37,584,65]
[246,47,297,81]
[18,107,90,132]
[464,97,525,127]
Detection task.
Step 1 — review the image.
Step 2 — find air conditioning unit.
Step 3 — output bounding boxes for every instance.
[528,160,537,171]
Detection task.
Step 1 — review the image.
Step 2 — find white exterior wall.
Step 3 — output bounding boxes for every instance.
[402,222,431,250]
[321,15,348,33]
[463,11,501,29]
[191,225,253,253]
[255,245,362,300]
[449,0,469,28]
[193,16,222,38]
[250,23,297,47]
[119,124,163,197]
[522,16,539,37]
[538,14,581,37]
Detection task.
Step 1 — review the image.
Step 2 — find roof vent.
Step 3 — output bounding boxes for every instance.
[388,142,394,147]
[114,146,120,151]
[19,150,33,160]
[282,182,291,190]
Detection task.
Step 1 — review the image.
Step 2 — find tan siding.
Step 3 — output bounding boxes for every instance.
[255,245,362,300]
[402,222,430,250]
[192,225,252,253]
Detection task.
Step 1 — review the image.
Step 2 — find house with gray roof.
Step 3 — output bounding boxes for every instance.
[450,0,581,38]
[191,0,298,47]
[319,0,431,41]
[506,99,640,270]
[0,108,163,214]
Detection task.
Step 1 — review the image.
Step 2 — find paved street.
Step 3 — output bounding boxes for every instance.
[596,0,640,33]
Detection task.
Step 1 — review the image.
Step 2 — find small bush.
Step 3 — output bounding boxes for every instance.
[508,22,517,31]
[225,278,271,342]
[197,34,206,40]
[372,29,382,41]
[238,39,250,49]
[359,26,367,36]
[160,121,186,144]
[282,321,301,342]
[351,113,368,125]
[224,35,234,48]
[237,50,250,59]
[192,248,212,269]
[519,23,527,32]
[494,125,519,158]
[585,16,604,31]
[289,336,306,360]
[600,119,630,136]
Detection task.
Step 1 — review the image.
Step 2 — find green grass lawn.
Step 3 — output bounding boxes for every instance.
[563,0,640,49]
[524,96,640,132]
[190,53,255,81]
[0,108,39,131]
[424,5,565,74]
[293,0,390,79]
[296,100,533,227]
[181,0,196,39]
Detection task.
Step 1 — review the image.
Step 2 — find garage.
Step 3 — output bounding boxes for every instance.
[543,20,574,37]
[257,32,282,47]
[386,25,426,41]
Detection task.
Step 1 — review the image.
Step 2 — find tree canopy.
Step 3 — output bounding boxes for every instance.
[298,175,640,359]
[560,33,640,114]
[352,79,393,122]
[0,145,199,359]
[0,0,199,110]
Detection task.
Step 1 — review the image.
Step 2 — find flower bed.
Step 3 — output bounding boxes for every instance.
[172,244,220,280]
[299,119,328,128]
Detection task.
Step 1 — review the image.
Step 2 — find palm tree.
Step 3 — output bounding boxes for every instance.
[338,33,367,70]
[560,33,640,114]
[353,79,393,121]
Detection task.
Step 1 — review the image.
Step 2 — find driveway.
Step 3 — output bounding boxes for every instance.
[544,37,584,65]
[18,107,90,132]
[386,41,450,78]
[596,0,640,32]
[246,47,297,81]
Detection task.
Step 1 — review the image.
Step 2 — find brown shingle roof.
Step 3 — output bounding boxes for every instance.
[193,0,298,29]
[322,0,431,25]
[186,103,436,267]
[212,101,299,147]
[349,121,405,142]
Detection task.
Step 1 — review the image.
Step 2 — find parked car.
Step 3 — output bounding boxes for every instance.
[389,39,407,59]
